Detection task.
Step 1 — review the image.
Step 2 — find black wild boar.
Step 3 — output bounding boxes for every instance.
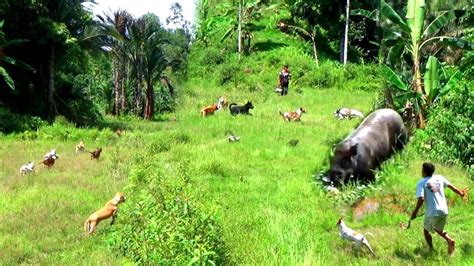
[326,108,408,185]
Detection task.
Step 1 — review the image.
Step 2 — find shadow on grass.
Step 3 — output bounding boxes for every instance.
[394,245,437,261]
[253,40,288,52]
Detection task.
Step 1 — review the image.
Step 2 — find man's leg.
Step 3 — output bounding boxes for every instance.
[434,229,455,255]
[424,229,434,250]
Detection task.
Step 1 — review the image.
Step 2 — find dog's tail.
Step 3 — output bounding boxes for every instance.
[229,103,237,110]
[363,232,374,238]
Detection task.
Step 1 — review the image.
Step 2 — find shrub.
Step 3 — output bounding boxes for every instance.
[413,79,473,175]
[0,106,44,133]
[107,159,230,264]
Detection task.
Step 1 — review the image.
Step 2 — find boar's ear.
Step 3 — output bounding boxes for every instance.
[350,143,358,156]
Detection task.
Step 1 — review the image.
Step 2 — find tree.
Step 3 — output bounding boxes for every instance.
[219,0,265,55]
[342,0,350,65]
[285,24,320,66]
[353,0,472,128]
[0,20,34,91]
[98,9,133,116]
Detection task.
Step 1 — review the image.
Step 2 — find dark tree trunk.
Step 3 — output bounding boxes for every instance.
[113,57,120,116]
[48,43,57,122]
[144,79,154,120]
[121,60,127,113]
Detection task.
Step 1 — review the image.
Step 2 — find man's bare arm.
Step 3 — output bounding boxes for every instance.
[448,184,466,198]
[411,197,424,220]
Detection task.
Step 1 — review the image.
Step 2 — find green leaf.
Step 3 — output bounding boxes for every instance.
[382,65,408,91]
[3,56,36,72]
[380,0,410,32]
[387,42,405,66]
[439,70,461,97]
[0,66,15,90]
[423,10,458,37]
[406,0,426,44]
[350,9,377,21]
[424,56,439,100]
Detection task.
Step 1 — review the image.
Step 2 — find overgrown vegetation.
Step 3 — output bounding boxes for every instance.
[107,151,230,264]
[0,0,472,264]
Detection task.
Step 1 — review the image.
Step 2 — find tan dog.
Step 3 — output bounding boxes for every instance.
[76,140,85,154]
[217,96,229,110]
[279,107,306,122]
[84,192,126,235]
[200,103,219,116]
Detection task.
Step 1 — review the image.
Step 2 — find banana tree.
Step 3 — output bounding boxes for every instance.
[383,56,462,128]
[218,0,265,55]
[0,20,35,90]
[353,0,470,128]
[286,24,320,67]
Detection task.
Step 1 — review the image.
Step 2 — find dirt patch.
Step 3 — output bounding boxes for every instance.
[352,194,410,220]
[352,198,380,221]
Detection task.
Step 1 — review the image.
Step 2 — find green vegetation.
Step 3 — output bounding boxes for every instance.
[0,0,472,264]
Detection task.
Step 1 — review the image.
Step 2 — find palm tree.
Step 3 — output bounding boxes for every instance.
[98,9,132,116]
[127,14,169,120]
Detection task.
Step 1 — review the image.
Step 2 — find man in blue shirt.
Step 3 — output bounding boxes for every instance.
[410,162,467,255]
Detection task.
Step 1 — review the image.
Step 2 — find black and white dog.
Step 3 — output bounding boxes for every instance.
[334,108,364,120]
[229,101,254,116]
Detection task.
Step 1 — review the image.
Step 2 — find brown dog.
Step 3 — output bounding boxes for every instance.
[279,107,306,122]
[89,148,102,160]
[84,192,126,235]
[40,156,56,168]
[200,103,219,116]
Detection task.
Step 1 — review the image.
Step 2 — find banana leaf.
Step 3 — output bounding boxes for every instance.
[424,56,439,101]
[0,66,14,90]
[380,0,410,32]
[383,65,408,91]
[423,10,458,37]
[406,0,426,44]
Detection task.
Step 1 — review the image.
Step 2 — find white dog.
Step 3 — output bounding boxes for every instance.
[20,161,35,175]
[334,108,364,120]
[44,149,59,160]
[337,217,376,256]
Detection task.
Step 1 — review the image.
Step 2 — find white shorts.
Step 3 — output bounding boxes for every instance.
[424,215,447,233]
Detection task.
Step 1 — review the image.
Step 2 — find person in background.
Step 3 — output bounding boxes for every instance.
[278,65,291,96]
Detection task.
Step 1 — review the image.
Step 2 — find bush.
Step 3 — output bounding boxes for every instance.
[0,106,44,133]
[413,80,473,174]
[107,159,230,264]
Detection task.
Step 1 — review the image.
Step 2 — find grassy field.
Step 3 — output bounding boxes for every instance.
[1,82,472,264]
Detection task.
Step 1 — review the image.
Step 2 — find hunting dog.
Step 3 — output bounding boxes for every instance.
[44,149,59,160]
[84,192,126,235]
[279,107,306,122]
[229,101,254,116]
[89,148,102,160]
[217,96,229,110]
[201,103,219,116]
[41,156,56,168]
[19,161,35,175]
[76,140,85,154]
[337,217,376,256]
[334,108,364,120]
